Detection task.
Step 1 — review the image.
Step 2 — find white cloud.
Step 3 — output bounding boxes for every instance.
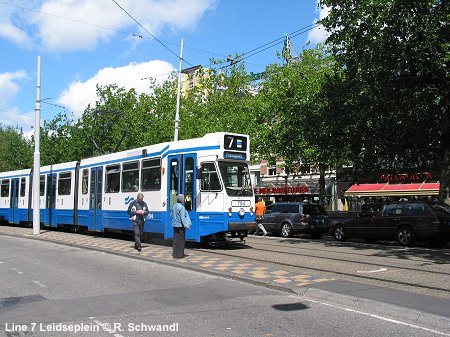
[0,22,32,46]
[0,0,33,47]
[0,70,28,109]
[0,107,35,132]
[0,70,35,130]
[307,1,331,44]
[57,60,175,117]
[0,0,217,52]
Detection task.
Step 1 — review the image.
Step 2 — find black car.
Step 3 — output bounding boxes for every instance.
[262,202,329,238]
[333,200,450,246]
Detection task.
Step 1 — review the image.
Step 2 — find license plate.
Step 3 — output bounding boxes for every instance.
[231,200,250,207]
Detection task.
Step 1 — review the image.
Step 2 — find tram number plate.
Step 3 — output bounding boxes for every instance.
[232,200,251,207]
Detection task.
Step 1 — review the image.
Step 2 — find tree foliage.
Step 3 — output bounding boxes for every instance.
[0,125,32,171]
[255,46,339,204]
[320,0,450,203]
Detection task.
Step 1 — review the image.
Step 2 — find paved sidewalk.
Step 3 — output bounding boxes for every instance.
[0,225,334,294]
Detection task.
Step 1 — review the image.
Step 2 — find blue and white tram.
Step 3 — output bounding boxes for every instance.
[38,161,79,227]
[0,133,256,242]
[0,169,31,225]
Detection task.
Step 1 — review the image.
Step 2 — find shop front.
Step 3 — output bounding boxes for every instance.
[253,175,336,209]
[343,173,440,211]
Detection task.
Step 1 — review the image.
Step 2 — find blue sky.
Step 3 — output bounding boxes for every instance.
[0,0,329,135]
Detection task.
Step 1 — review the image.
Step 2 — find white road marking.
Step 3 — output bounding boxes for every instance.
[32,280,47,288]
[11,267,23,274]
[356,267,388,274]
[298,295,450,336]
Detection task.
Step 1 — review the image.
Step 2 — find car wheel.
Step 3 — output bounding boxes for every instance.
[281,223,294,238]
[397,226,416,246]
[334,225,347,241]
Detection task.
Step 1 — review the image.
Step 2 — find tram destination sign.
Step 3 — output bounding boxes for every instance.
[224,151,246,160]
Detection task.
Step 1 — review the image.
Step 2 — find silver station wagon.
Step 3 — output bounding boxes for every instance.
[262,202,329,238]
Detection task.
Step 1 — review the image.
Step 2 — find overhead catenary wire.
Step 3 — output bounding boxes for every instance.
[0,1,216,59]
[0,1,134,37]
[111,0,194,67]
[217,22,320,70]
[0,1,318,71]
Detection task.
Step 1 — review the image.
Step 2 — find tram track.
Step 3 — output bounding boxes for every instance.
[191,238,450,297]
[240,239,450,277]
[258,237,450,264]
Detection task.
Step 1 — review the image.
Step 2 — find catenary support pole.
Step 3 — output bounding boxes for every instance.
[33,55,41,236]
[174,38,183,141]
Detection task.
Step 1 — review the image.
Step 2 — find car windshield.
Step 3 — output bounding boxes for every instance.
[218,162,253,197]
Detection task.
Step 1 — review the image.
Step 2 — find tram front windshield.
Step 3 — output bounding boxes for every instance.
[218,162,252,197]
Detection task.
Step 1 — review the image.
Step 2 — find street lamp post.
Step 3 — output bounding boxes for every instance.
[174,38,183,141]
[33,55,41,235]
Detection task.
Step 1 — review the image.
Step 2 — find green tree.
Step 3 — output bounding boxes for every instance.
[0,125,32,171]
[256,47,338,204]
[40,113,77,165]
[76,84,143,157]
[320,0,450,204]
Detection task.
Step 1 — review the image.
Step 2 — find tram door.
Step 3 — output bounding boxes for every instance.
[88,167,104,231]
[9,178,19,224]
[45,174,57,226]
[166,154,197,240]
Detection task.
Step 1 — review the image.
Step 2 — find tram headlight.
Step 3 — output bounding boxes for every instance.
[238,208,245,217]
[249,206,254,216]
[228,207,232,217]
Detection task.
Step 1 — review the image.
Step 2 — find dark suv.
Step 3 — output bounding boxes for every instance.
[333,200,450,246]
[262,202,329,238]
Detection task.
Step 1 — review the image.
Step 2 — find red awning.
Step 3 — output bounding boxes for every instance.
[345,182,440,197]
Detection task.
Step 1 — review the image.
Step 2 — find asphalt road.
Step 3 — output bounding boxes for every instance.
[1,235,449,337]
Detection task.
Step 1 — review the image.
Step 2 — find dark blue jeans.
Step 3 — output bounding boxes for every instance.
[133,222,144,248]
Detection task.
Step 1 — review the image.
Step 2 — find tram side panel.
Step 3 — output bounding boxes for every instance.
[77,167,90,228]
[196,191,226,238]
[16,173,31,224]
[54,168,77,226]
[0,169,32,225]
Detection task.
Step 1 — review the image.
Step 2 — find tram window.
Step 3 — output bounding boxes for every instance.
[20,177,26,197]
[81,169,89,195]
[58,172,71,195]
[40,176,45,196]
[199,162,221,191]
[184,157,194,211]
[46,175,56,208]
[170,159,179,193]
[141,158,161,191]
[1,179,9,197]
[122,161,139,192]
[218,162,252,197]
[105,165,120,193]
[169,158,179,209]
